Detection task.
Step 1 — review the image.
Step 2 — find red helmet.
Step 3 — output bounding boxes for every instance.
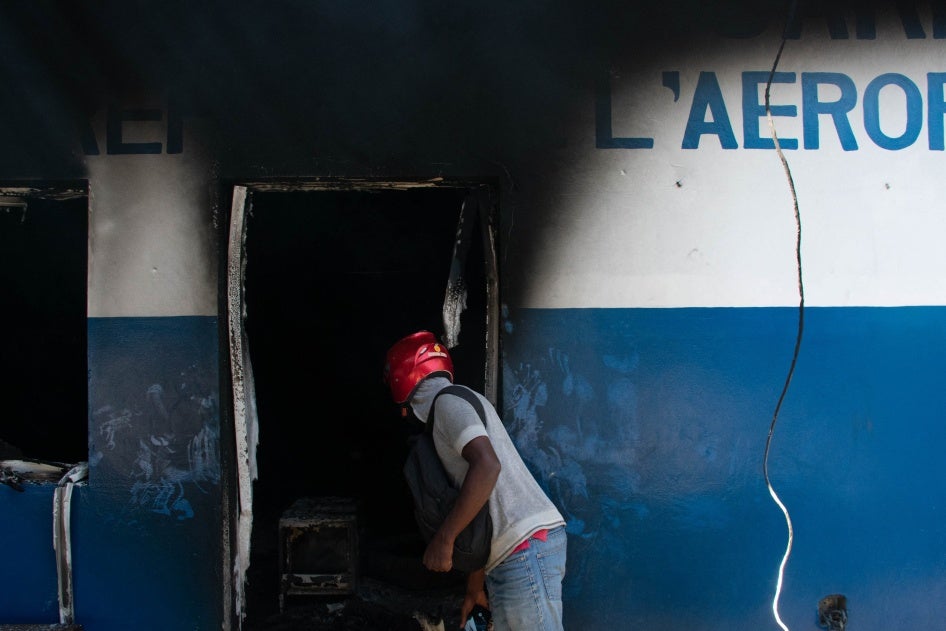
[384,331,454,404]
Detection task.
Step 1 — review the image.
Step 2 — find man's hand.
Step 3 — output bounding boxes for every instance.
[423,531,456,572]
[460,568,489,628]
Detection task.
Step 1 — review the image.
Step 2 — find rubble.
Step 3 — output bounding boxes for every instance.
[244,576,463,631]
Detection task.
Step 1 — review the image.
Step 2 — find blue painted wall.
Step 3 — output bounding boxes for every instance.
[502,306,946,629]
[1,320,222,629]
[0,484,62,621]
[0,482,222,628]
[76,316,221,629]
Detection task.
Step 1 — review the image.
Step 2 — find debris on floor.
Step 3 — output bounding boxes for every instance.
[243,575,464,631]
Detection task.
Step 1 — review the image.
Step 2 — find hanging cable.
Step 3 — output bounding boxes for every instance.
[762,2,802,631]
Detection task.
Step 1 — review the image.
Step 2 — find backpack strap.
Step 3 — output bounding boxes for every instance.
[427,384,488,435]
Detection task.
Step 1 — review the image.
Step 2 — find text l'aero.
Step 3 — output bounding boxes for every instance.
[597,70,946,151]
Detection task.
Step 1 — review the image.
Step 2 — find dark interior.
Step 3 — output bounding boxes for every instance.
[0,191,88,466]
[240,186,489,623]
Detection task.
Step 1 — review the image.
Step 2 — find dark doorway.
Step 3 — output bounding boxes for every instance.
[236,184,494,625]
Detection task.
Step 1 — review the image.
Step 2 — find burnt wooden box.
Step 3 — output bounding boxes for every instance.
[278,496,358,609]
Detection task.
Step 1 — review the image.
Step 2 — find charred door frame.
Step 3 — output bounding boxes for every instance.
[224,177,500,626]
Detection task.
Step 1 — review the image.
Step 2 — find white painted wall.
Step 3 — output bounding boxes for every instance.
[516,9,946,308]
[87,109,216,318]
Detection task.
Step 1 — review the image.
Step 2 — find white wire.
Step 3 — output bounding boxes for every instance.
[763,4,801,629]
[767,482,794,631]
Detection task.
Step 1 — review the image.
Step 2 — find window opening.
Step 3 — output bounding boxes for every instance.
[0,183,89,477]
[0,183,89,627]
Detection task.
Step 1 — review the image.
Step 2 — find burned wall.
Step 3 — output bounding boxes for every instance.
[3,1,946,630]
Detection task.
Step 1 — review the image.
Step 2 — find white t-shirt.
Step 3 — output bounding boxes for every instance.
[411,376,566,573]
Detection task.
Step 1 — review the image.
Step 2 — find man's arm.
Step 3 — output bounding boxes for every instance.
[422,435,501,572]
[461,567,489,628]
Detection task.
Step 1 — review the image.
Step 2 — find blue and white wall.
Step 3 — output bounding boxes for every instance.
[1,102,226,626]
[2,2,946,630]
[500,4,946,629]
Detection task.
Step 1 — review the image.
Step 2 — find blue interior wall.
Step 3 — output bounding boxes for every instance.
[502,306,946,630]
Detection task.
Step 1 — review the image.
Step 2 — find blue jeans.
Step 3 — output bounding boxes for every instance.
[485,526,567,631]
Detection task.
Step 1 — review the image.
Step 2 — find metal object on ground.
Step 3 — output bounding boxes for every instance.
[278,497,359,611]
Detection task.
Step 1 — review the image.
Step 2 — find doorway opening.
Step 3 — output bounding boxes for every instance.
[226,179,500,626]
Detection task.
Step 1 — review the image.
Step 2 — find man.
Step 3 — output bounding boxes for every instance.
[384,330,567,631]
